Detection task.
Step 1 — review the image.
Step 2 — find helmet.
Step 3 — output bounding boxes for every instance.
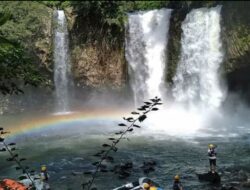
[41,165,47,171]
[143,183,150,189]
[209,144,214,148]
[174,175,180,180]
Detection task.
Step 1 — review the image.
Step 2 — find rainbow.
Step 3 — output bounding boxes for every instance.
[5,108,129,138]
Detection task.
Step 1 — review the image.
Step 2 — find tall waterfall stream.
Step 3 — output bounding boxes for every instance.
[53,10,72,113]
[126,8,172,105]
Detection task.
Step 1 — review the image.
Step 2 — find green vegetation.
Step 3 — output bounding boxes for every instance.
[0,1,51,47]
[0,39,43,95]
[0,5,48,95]
[68,1,168,47]
[69,1,168,25]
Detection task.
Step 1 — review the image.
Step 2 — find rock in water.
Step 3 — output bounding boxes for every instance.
[197,172,221,184]
[221,186,239,190]
[242,180,250,187]
[111,161,133,179]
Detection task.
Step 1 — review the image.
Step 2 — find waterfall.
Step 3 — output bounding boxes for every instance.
[125,6,226,136]
[172,6,225,109]
[126,8,172,105]
[53,10,72,113]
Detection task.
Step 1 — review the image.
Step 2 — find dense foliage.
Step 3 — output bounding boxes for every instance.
[68,1,168,47]
[0,41,43,95]
[0,1,50,47]
[0,9,46,95]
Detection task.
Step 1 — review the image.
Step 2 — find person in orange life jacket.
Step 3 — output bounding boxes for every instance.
[173,175,183,190]
[40,165,50,190]
[208,144,217,173]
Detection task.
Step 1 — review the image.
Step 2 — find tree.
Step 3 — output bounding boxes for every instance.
[81,97,163,190]
[0,127,36,188]
[0,11,45,95]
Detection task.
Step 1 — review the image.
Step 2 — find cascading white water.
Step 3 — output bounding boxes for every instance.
[127,6,226,137]
[172,6,225,109]
[147,6,226,137]
[126,8,172,105]
[53,10,71,113]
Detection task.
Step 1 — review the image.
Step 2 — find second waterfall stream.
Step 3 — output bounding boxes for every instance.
[126,8,172,106]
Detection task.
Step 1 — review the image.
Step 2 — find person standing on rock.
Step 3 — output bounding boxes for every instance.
[208,144,217,173]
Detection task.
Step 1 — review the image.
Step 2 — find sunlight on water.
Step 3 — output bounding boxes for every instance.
[147,106,203,137]
[52,111,74,116]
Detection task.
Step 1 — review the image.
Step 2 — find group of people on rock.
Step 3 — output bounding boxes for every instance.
[142,143,217,190]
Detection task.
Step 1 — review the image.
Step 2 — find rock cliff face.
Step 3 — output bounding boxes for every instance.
[222,1,250,73]
[166,4,187,85]
[71,45,125,89]
[65,6,126,91]
[221,2,250,100]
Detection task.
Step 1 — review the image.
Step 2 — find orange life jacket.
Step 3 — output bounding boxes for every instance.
[0,179,28,190]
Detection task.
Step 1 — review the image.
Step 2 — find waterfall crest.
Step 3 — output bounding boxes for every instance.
[126,8,172,105]
[53,10,72,113]
[172,6,225,109]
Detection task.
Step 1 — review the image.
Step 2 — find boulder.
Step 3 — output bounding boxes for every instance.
[221,186,239,190]
[242,180,250,187]
[197,172,221,184]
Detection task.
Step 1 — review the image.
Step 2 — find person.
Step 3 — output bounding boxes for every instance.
[142,182,162,190]
[208,144,217,173]
[40,165,50,190]
[173,175,183,190]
